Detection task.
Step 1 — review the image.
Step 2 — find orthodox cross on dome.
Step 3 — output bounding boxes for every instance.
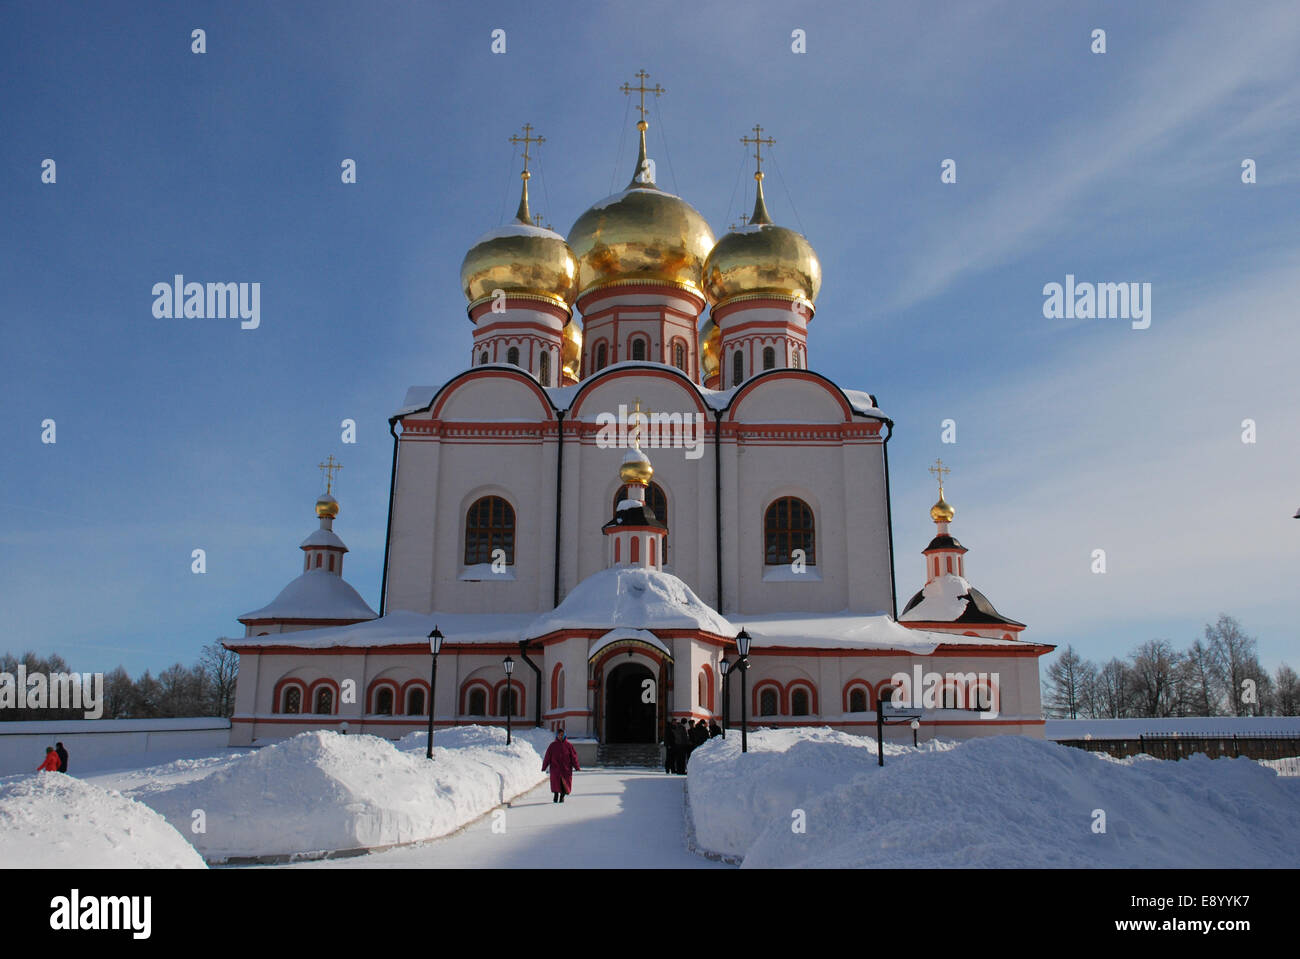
[928,458,951,497]
[508,123,545,224]
[740,124,776,225]
[621,70,665,127]
[628,398,653,450]
[729,212,750,231]
[318,455,343,495]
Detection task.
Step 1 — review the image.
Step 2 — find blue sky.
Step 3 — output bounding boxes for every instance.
[2,0,1297,676]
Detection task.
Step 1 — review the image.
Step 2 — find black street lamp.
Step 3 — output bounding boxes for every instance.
[426,626,444,760]
[503,655,515,745]
[719,659,731,738]
[736,629,751,754]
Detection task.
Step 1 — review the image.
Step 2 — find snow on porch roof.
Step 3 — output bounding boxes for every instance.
[524,567,734,639]
[728,611,1023,653]
[229,609,535,649]
[588,629,672,661]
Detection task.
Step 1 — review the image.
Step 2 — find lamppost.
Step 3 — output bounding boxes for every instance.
[426,626,444,760]
[719,659,730,738]
[503,655,515,745]
[736,629,751,754]
[911,718,920,748]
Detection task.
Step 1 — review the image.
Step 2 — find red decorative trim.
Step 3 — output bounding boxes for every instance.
[426,369,556,421]
[459,679,493,716]
[752,679,784,718]
[569,368,710,417]
[843,679,872,713]
[367,678,400,714]
[307,677,340,715]
[550,663,565,710]
[726,370,853,422]
[713,297,813,323]
[400,679,430,716]
[272,678,307,715]
[491,677,526,718]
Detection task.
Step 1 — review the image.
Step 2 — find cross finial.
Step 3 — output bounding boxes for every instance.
[629,397,654,450]
[740,124,776,178]
[621,70,665,126]
[729,212,750,231]
[928,458,951,496]
[318,455,342,495]
[508,123,545,177]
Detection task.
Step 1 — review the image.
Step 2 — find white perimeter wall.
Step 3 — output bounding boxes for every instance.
[0,718,232,776]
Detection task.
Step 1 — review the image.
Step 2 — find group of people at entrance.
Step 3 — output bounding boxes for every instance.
[664,717,721,774]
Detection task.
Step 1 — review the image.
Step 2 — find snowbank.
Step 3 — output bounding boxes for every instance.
[0,773,206,869]
[131,726,551,862]
[689,729,1300,868]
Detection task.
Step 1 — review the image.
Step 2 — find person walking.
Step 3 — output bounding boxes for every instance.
[541,728,580,803]
[36,747,60,772]
[55,742,69,773]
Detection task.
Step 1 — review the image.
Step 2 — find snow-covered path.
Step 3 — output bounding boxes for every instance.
[282,768,730,869]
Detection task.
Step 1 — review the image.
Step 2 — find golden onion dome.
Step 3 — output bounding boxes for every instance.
[700,317,720,379]
[460,173,578,311]
[316,493,339,519]
[930,495,955,524]
[567,122,715,299]
[619,448,654,486]
[561,319,583,381]
[703,175,820,308]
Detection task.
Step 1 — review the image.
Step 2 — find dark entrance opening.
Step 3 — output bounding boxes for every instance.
[605,662,656,743]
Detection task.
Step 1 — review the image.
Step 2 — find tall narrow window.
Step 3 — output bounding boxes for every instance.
[674,342,686,371]
[375,687,394,715]
[314,687,334,715]
[732,350,744,386]
[539,350,551,386]
[849,688,868,713]
[759,688,779,717]
[407,688,426,717]
[791,688,811,716]
[464,496,515,565]
[500,687,519,717]
[792,350,802,369]
[595,342,608,371]
[283,687,301,714]
[762,346,776,370]
[506,346,520,366]
[468,688,487,716]
[631,338,647,361]
[765,497,815,566]
[480,351,489,365]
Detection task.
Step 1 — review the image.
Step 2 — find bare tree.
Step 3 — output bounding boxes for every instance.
[1181,639,1224,716]
[1274,664,1300,717]
[1205,615,1260,716]
[1043,645,1095,719]
[1130,640,1182,717]
[199,640,240,717]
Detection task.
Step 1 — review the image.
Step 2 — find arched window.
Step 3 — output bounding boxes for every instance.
[762,346,776,370]
[374,687,394,715]
[698,672,706,706]
[946,556,953,574]
[849,687,869,713]
[595,342,608,371]
[539,350,551,386]
[631,337,647,361]
[315,553,322,568]
[283,687,301,714]
[551,665,565,709]
[500,686,519,717]
[314,687,334,715]
[479,351,489,366]
[759,688,779,717]
[464,496,515,566]
[791,688,811,716]
[468,688,487,715]
[506,346,520,366]
[674,342,686,371]
[765,497,816,566]
[792,350,801,369]
[328,554,335,572]
[732,350,744,386]
[407,688,426,717]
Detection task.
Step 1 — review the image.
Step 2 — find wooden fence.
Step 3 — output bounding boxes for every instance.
[1058,731,1300,762]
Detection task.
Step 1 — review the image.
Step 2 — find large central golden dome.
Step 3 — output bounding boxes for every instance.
[567,122,715,299]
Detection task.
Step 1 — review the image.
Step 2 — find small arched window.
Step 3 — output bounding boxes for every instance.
[479,351,489,366]
[506,346,520,366]
[468,688,487,716]
[328,554,335,572]
[314,687,334,715]
[315,554,322,568]
[674,342,686,371]
[465,496,515,566]
[762,346,776,370]
[283,687,301,714]
[595,342,608,370]
[732,350,744,386]
[375,687,394,715]
[792,350,802,369]
[759,688,779,717]
[500,686,519,717]
[539,350,551,386]
[849,687,868,713]
[631,337,647,361]
[765,497,816,566]
[791,688,811,716]
[407,688,426,717]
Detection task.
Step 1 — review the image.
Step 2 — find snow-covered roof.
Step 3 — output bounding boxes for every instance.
[588,629,671,659]
[238,570,378,623]
[300,528,347,550]
[229,608,533,648]
[729,611,1022,653]
[393,363,888,420]
[525,567,734,639]
[899,574,972,622]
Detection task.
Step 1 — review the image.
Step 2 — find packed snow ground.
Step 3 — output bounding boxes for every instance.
[687,729,1300,868]
[0,773,205,869]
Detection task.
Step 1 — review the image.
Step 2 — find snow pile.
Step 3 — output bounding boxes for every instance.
[131,727,552,862]
[0,773,206,869]
[688,729,1300,868]
[526,566,734,638]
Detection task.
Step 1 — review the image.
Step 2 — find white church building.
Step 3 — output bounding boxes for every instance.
[225,80,1052,753]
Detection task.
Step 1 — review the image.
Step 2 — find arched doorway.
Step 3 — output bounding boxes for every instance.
[605,662,656,743]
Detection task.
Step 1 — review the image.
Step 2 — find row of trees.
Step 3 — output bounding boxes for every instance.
[0,641,238,720]
[1043,615,1299,719]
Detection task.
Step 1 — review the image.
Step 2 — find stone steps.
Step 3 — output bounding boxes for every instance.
[596,743,663,767]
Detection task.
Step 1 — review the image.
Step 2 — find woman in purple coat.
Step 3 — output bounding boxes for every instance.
[541,729,581,803]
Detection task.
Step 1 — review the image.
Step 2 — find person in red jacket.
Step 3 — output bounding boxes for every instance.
[541,728,580,803]
[36,747,61,772]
